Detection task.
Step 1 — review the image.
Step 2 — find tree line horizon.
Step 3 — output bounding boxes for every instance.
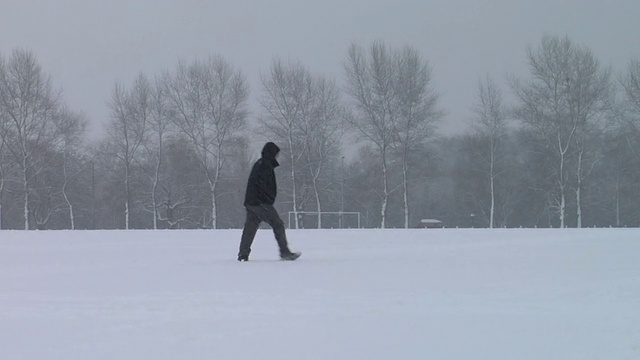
[1,34,639,230]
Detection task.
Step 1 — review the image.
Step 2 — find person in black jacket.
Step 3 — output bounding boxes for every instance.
[238,142,300,261]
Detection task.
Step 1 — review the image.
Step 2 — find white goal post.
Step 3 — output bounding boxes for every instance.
[287,211,361,229]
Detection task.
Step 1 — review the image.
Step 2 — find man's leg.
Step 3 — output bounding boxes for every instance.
[259,204,292,255]
[238,207,261,260]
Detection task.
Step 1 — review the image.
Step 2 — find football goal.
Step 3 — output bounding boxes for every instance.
[287,211,361,229]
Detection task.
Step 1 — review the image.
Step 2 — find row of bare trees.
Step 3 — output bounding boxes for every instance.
[344,42,443,228]
[457,35,639,228]
[1,36,640,229]
[101,57,249,229]
[258,59,344,229]
[0,50,87,230]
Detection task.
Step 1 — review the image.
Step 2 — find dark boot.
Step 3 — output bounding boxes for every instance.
[280,251,301,261]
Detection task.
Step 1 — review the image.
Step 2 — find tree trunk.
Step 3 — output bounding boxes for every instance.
[616,174,621,227]
[576,150,583,229]
[63,182,75,230]
[211,189,217,229]
[152,150,161,230]
[288,133,299,229]
[125,166,130,230]
[307,148,323,229]
[489,138,495,229]
[209,153,222,229]
[402,157,409,229]
[380,151,388,229]
[558,134,566,228]
[208,173,218,229]
[559,186,566,229]
[23,158,29,230]
[312,174,321,229]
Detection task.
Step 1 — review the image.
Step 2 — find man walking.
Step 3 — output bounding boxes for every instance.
[238,142,300,261]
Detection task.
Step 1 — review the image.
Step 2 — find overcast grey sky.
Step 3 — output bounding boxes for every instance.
[2,0,639,139]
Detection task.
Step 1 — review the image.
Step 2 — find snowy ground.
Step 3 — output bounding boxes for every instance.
[1,228,639,360]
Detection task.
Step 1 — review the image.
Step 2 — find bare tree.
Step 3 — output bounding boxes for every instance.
[258,59,309,229]
[301,76,343,228]
[164,56,248,229]
[259,59,343,228]
[140,77,173,229]
[57,108,88,229]
[470,75,508,228]
[344,42,441,228]
[510,35,611,228]
[392,46,442,228]
[344,42,397,228]
[104,75,148,229]
[569,56,612,228]
[0,49,61,229]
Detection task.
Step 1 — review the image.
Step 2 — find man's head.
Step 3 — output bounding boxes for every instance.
[261,142,280,159]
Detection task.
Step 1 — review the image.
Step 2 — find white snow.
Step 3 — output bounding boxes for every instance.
[1,228,639,359]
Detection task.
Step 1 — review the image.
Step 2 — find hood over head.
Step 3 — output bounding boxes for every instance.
[261,142,280,159]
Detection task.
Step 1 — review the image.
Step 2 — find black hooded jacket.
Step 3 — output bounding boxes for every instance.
[244,142,280,206]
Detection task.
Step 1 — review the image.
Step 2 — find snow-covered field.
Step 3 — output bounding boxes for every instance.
[1,228,639,360]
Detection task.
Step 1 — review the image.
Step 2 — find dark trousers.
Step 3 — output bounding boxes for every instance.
[239,204,290,257]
